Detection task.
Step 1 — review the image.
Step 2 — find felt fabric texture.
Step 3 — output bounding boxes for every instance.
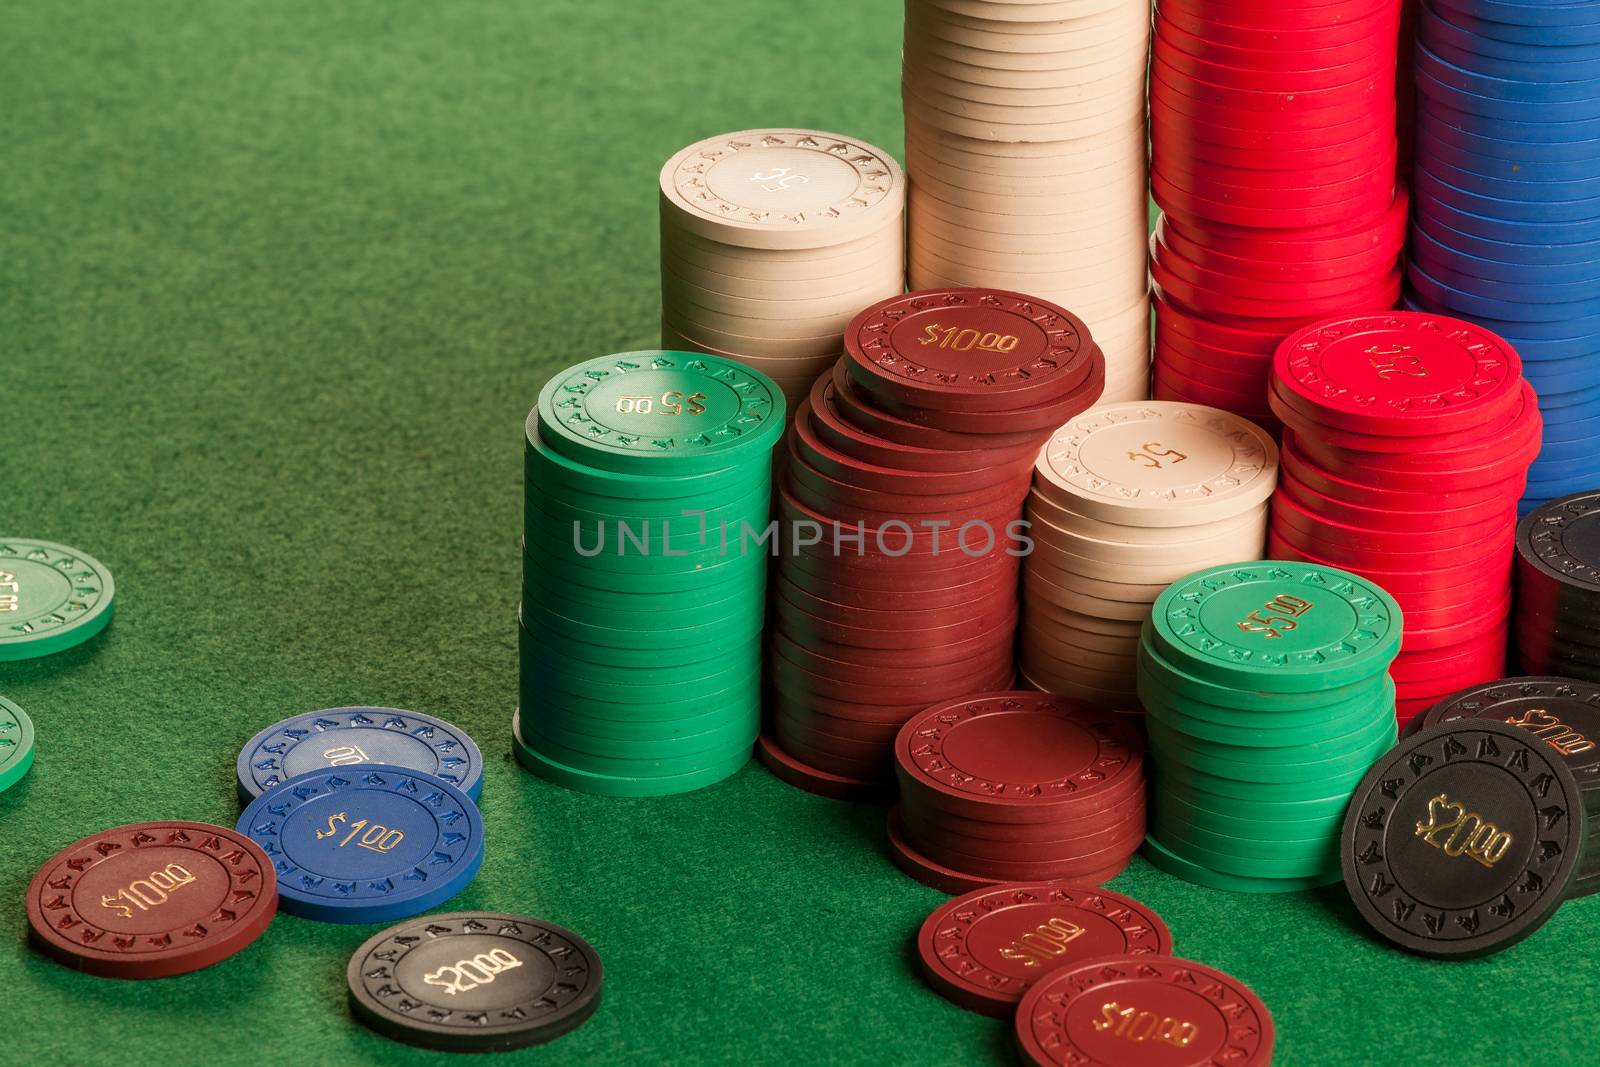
[1,1,1592,1065]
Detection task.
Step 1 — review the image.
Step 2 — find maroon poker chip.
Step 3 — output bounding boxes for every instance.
[756,733,893,803]
[886,811,1132,896]
[27,820,278,979]
[917,884,1173,1018]
[1015,954,1275,1067]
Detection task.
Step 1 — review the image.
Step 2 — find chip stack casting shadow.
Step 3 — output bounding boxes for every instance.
[1021,400,1278,708]
[517,352,785,797]
[659,129,907,411]
[1147,0,1408,431]
[901,0,1153,402]
[758,288,1105,801]
[1267,311,1538,727]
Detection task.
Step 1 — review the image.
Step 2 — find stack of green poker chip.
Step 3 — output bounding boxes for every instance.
[1136,560,1403,894]
[514,351,784,797]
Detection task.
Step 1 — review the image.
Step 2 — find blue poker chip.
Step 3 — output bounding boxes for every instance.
[1432,0,1600,46]
[1411,228,1600,291]
[1534,432,1600,464]
[1416,168,1600,226]
[1422,17,1600,76]
[1415,209,1600,267]
[1421,111,1600,164]
[1402,293,1600,352]
[1526,372,1600,410]
[237,768,485,924]
[236,707,484,801]
[1417,43,1600,108]
[1416,66,1600,126]
[1420,152,1600,206]
[1415,185,1600,246]
[1421,94,1600,146]
[1541,411,1600,442]
[1407,262,1600,325]
[1417,128,1600,186]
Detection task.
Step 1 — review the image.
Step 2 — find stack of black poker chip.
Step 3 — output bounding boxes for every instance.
[1514,492,1600,683]
[1407,676,1600,900]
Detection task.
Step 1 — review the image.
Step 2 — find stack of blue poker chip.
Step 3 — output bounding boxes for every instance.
[1406,0,1600,512]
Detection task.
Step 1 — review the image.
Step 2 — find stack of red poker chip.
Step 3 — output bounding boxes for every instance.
[758,289,1105,801]
[1148,0,1408,430]
[1266,311,1539,726]
[888,692,1147,893]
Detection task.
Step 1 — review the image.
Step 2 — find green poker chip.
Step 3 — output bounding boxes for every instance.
[1142,676,1395,748]
[1135,630,1389,713]
[512,709,751,797]
[1154,789,1346,844]
[531,671,761,726]
[1151,822,1338,880]
[525,411,765,500]
[1150,561,1402,693]
[0,695,35,794]
[1145,710,1396,777]
[1152,755,1380,804]
[0,540,115,661]
[1142,835,1340,894]
[525,709,760,762]
[537,352,785,476]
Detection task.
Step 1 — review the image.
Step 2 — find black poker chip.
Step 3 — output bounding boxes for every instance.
[1515,494,1600,683]
[1411,677,1600,797]
[1342,720,1587,958]
[347,912,603,1052]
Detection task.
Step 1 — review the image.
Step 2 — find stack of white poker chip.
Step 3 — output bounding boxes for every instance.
[659,129,907,408]
[901,0,1153,403]
[1021,401,1279,707]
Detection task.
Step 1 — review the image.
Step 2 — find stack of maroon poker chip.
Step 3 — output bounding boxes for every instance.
[1147,0,1408,430]
[759,289,1105,801]
[1266,312,1539,727]
[887,692,1147,893]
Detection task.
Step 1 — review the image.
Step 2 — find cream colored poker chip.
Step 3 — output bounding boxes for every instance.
[907,210,1144,256]
[906,40,1151,88]
[1023,598,1143,636]
[660,233,904,284]
[904,110,1147,161]
[920,0,1136,21]
[1020,613,1140,654]
[903,84,1144,142]
[908,241,1148,288]
[1035,402,1281,528]
[1025,486,1265,546]
[660,255,903,300]
[660,271,892,318]
[905,145,1146,196]
[906,262,1146,320]
[660,313,846,359]
[906,164,1146,215]
[1022,630,1137,673]
[909,183,1145,232]
[1019,656,1140,698]
[905,4,1150,55]
[660,216,902,267]
[1028,506,1265,569]
[903,61,1147,109]
[659,129,906,251]
[662,296,868,341]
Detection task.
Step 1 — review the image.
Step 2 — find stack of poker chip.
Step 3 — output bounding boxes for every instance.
[1138,561,1402,894]
[1343,718,1586,957]
[1407,676,1600,901]
[1514,491,1600,683]
[759,289,1105,800]
[888,692,1148,893]
[1021,400,1278,707]
[517,351,785,796]
[900,0,1153,402]
[1266,312,1539,725]
[1147,0,1407,430]
[1405,1,1600,511]
[659,129,906,408]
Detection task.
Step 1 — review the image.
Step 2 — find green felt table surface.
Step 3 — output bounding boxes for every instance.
[3,1,1595,1064]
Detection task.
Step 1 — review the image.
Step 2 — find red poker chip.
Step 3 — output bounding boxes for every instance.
[1266,533,1511,599]
[1014,953,1275,1067]
[894,692,1145,823]
[887,813,1131,896]
[26,821,278,979]
[774,594,1020,652]
[1272,490,1513,551]
[769,685,932,726]
[775,574,1016,632]
[785,442,1027,517]
[1154,292,1282,354]
[1155,12,1395,74]
[1153,346,1266,395]
[772,704,898,754]
[1153,234,1393,303]
[1273,311,1525,436]
[1151,256,1401,323]
[1269,379,1539,455]
[1268,513,1513,572]
[757,733,893,803]
[776,483,1028,555]
[1151,361,1276,420]
[901,804,1148,866]
[1153,27,1395,92]
[916,883,1173,1018]
[1150,71,1395,138]
[780,552,1021,603]
[1154,329,1272,381]
[863,358,1105,436]
[1158,0,1399,50]
[844,289,1098,414]
[827,362,1044,452]
[1153,171,1397,233]
[808,375,1039,476]
[1161,185,1409,254]
[905,824,1146,886]
[794,399,1016,495]
[1278,436,1524,511]
[1152,54,1393,115]
[1282,430,1540,492]
[1160,0,1395,29]
[1401,595,1512,641]
[1275,463,1516,536]
[1154,142,1400,207]
[771,654,1014,709]
[1387,629,1509,684]
[1155,215,1404,283]
[900,785,1147,846]
[1150,109,1395,173]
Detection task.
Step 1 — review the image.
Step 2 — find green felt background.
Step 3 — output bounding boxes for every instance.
[2,1,1593,1064]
